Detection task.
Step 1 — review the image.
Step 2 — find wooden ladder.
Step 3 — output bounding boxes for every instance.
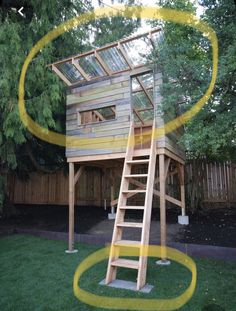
[105,120,156,290]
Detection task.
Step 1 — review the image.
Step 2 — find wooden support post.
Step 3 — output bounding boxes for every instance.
[111,185,115,214]
[177,163,189,225]
[159,154,167,261]
[66,162,77,253]
[74,166,84,186]
[180,164,186,216]
[108,170,116,220]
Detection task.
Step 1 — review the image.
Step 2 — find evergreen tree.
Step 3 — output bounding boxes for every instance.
[149,0,236,160]
[0,0,92,209]
[148,0,236,210]
[151,0,236,161]
[0,0,140,211]
[186,0,236,161]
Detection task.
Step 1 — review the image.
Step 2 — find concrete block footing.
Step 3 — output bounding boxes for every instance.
[178,215,189,225]
[99,279,153,293]
[156,259,171,266]
[65,249,78,254]
[108,213,116,220]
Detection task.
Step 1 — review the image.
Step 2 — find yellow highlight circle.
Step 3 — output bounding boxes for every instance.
[18,6,218,149]
[73,245,197,310]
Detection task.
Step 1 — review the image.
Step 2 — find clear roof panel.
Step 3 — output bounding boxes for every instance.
[98,47,129,72]
[50,28,162,86]
[134,113,140,123]
[132,76,153,102]
[131,78,140,91]
[97,106,115,119]
[56,62,84,83]
[147,89,153,101]
[139,73,154,89]
[139,109,154,121]
[131,71,154,124]
[77,54,106,78]
[132,91,153,110]
[132,87,154,102]
[151,30,164,46]
[122,36,152,66]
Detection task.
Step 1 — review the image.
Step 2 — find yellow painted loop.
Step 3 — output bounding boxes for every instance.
[73,245,197,310]
[18,6,218,149]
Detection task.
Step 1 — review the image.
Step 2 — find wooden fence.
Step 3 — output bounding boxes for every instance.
[185,161,236,206]
[6,161,236,208]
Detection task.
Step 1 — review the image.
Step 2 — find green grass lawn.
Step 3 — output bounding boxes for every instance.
[0,235,235,311]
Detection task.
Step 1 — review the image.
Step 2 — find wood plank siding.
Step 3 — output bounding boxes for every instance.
[66,73,131,158]
[65,69,185,160]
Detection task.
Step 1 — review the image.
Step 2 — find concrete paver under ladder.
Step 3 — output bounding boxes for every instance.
[105,120,156,290]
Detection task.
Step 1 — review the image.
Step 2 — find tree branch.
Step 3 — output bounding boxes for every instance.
[26,144,61,174]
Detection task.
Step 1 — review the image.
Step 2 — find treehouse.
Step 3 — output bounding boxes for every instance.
[49,27,188,290]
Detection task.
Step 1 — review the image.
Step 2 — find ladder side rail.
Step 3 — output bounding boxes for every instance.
[110,121,134,242]
[105,121,134,284]
[137,120,157,289]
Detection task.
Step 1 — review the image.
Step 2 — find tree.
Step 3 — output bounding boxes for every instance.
[0,0,140,211]
[151,0,236,162]
[185,0,236,161]
[149,0,235,211]
[90,0,141,47]
[0,0,92,210]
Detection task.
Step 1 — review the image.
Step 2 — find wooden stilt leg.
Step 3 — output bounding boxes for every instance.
[180,164,186,216]
[66,162,77,253]
[108,170,116,219]
[177,163,188,225]
[159,154,167,260]
[111,184,114,213]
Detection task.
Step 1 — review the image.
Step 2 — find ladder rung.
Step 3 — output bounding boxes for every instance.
[126,159,149,164]
[117,222,143,228]
[119,206,145,210]
[124,174,148,178]
[114,240,141,247]
[111,258,139,269]
[123,190,146,193]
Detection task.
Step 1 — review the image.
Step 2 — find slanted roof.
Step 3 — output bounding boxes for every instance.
[48,27,163,86]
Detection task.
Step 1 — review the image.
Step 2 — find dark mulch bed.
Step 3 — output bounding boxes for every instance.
[0,204,107,234]
[0,204,235,248]
[178,206,236,248]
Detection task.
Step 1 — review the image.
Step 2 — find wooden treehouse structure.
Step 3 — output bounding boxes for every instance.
[49,28,188,290]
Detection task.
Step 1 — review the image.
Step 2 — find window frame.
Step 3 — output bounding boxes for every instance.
[77,104,117,127]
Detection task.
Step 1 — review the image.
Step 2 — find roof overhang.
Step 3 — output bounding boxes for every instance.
[48,27,163,86]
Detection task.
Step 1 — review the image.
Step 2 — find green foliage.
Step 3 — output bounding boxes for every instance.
[0,0,90,169]
[190,0,236,161]
[0,0,140,156]
[91,0,141,47]
[152,0,236,161]
[0,0,140,211]
[0,175,5,212]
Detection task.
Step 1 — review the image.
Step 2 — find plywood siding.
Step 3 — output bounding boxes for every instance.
[66,73,131,158]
